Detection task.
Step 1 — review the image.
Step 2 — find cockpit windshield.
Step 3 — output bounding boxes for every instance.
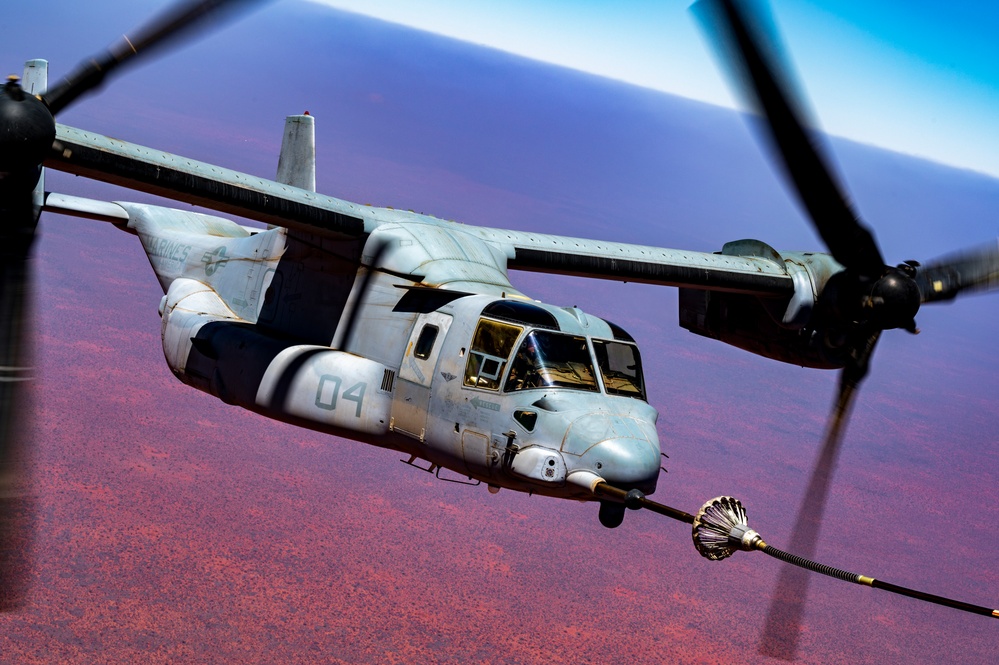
[593,339,646,400]
[503,331,598,393]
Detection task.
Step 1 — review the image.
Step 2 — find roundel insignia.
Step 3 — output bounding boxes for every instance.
[202,246,230,276]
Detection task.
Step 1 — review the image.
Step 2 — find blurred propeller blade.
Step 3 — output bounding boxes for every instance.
[0,60,52,613]
[757,379,856,658]
[0,238,34,612]
[0,183,39,612]
[691,1,999,651]
[692,0,884,277]
[43,0,265,115]
[2,1,272,606]
[915,240,999,303]
[758,332,879,659]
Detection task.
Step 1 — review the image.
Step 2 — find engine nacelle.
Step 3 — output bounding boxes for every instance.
[679,241,845,369]
[161,278,393,436]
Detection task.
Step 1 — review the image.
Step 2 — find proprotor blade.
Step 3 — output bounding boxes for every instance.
[914,240,999,303]
[0,135,41,611]
[0,234,34,612]
[0,60,49,613]
[43,0,265,115]
[758,372,858,656]
[692,0,884,277]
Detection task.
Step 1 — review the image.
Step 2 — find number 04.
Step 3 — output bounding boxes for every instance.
[315,375,366,417]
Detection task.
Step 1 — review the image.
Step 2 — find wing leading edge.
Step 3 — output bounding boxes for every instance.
[46,124,367,239]
[45,124,795,298]
[473,227,795,297]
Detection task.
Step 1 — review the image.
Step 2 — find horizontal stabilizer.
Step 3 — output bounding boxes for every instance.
[43,192,129,224]
[24,59,48,220]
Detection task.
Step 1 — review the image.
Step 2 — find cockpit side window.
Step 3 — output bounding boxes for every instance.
[593,340,646,400]
[504,331,598,393]
[464,319,523,390]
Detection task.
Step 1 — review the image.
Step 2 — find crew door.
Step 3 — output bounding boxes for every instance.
[391,312,454,441]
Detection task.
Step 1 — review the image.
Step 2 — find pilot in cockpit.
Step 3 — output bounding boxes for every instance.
[505,333,542,391]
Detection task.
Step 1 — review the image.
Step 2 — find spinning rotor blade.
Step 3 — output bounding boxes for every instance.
[692,0,884,277]
[0,0,269,611]
[691,2,916,652]
[0,83,52,563]
[0,218,35,612]
[43,0,264,115]
[759,333,878,659]
[915,241,999,303]
[694,15,999,643]
[0,62,49,614]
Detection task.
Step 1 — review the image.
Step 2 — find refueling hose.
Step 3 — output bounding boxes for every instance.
[593,483,999,619]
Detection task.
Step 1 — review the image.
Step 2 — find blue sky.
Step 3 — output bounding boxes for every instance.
[308,0,999,178]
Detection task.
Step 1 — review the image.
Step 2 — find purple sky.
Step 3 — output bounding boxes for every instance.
[309,0,999,178]
[2,1,998,662]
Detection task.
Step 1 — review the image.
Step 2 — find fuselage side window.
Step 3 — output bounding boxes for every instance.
[414,324,439,360]
[464,319,523,390]
[592,339,646,400]
[504,331,598,393]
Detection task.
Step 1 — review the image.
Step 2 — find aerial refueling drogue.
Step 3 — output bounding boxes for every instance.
[585,480,999,620]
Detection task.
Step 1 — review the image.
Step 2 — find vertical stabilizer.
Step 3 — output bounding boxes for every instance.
[23,60,47,219]
[267,113,362,345]
[22,60,47,96]
[276,114,316,192]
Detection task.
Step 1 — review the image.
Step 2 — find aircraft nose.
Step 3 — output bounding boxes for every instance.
[579,437,660,494]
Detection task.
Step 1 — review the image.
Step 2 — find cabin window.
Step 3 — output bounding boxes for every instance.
[504,331,598,393]
[464,319,523,390]
[514,410,538,432]
[413,324,439,360]
[593,340,646,400]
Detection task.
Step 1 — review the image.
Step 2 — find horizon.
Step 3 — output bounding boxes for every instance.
[310,0,999,179]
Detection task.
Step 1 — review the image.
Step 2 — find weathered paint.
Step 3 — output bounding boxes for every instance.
[275,114,316,193]
[44,121,848,506]
[256,346,392,437]
[48,124,366,238]
[47,124,801,300]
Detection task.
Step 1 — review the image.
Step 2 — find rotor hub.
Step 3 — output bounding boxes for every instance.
[867,268,921,330]
[0,77,55,176]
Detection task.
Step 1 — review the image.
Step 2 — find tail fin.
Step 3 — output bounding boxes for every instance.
[276,113,316,192]
[263,112,364,343]
[23,60,47,220]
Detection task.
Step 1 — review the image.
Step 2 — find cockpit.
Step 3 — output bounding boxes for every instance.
[462,302,646,400]
[447,300,659,500]
[504,330,598,392]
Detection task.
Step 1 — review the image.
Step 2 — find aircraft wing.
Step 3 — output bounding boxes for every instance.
[45,124,368,239]
[45,124,795,298]
[473,228,795,297]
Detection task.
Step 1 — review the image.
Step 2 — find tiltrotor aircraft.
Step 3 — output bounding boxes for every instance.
[1,0,997,654]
